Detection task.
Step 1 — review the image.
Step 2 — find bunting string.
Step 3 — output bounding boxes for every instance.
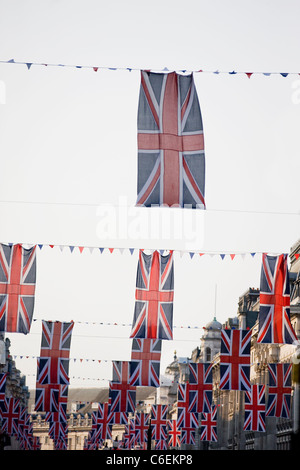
[1,59,299,78]
[2,241,298,260]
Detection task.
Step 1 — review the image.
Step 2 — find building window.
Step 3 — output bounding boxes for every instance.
[206,347,211,362]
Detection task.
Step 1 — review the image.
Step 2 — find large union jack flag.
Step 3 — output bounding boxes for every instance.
[200,406,217,442]
[0,243,36,334]
[188,362,213,413]
[134,412,149,446]
[266,363,292,418]
[177,383,199,430]
[109,361,136,413]
[130,250,174,340]
[0,396,20,436]
[37,320,74,385]
[129,338,161,387]
[219,329,251,391]
[244,384,266,432]
[151,404,168,441]
[136,71,205,209]
[257,254,298,344]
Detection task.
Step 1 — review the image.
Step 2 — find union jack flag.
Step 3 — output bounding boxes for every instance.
[31,436,41,450]
[200,406,217,442]
[0,243,36,334]
[124,418,135,449]
[37,320,74,385]
[266,363,292,418]
[0,373,7,417]
[219,329,251,391]
[129,338,161,387]
[93,402,113,441]
[130,250,174,340]
[257,254,298,344]
[134,412,149,446]
[168,419,181,448]
[17,406,27,446]
[177,383,199,429]
[151,404,168,441]
[244,384,266,432]
[109,361,136,413]
[188,362,213,413]
[0,396,20,436]
[136,71,205,208]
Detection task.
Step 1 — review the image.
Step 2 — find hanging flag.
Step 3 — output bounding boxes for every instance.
[37,320,74,385]
[129,338,161,387]
[266,363,292,418]
[219,329,251,391]
[0,396,20,436]
[257,254,298,344]
[109,361,136,413]
[136,70,205,208]
[94,402,113,442]
[130,250,174,340]
[177,383,199,430]
[155,439,168,450]
[243,384,266,432]
[151,404,168,442]
[134,412,150,446]
[0,373,7,407]
[200,406,218,442]
[0,243,37,334]
[188,362,213,413]
[168,419,181,448]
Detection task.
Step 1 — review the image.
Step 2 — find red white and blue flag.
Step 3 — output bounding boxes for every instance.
[177,383,199,430]
[200,406,217,442]
[0,243,36,334]
[151,404,168,441]
[188,362,213,413]
[0,397,20,436]
[257,254,298,344]
[136,71,206,208]
[109,361,136,413]
[94,402,113,441]
[130,250,174,340]
[129,338,161,387]
[219,329,251,391]
[244,384,266,432]
[0,373,7,412]
[168,419,181,448]
[266,363,292,418]
[37,320,74,385]
[134,412,149,446]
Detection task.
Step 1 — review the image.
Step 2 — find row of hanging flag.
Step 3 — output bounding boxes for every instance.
[84,357,293,449]
[6,241,290,260]
[1,59,299,78]
[0,374,41,449]
[0,242,297,345]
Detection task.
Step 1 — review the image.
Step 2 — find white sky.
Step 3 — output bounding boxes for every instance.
[0,0,299,391]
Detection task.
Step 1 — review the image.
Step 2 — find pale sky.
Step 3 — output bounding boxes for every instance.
[0,0,299,390]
